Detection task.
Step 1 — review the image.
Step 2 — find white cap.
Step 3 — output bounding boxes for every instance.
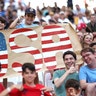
[59,11,64,15]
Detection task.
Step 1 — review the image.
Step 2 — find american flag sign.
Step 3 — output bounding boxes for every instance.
[0,24,82,77]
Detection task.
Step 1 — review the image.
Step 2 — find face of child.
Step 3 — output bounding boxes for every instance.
[0,21,5,30]
[22,68,36,84]
[25,14,35,25]
[67,87,81,96]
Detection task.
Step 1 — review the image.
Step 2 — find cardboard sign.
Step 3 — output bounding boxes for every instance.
[0,24,82,78]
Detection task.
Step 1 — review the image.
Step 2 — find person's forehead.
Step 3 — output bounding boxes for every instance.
[64,54,74,58]
[82,52,92,55]
[24,68,32,72]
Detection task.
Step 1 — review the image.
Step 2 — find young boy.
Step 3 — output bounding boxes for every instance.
[0,63,52,96]
[65,79,81,96]
[9,7,38,29]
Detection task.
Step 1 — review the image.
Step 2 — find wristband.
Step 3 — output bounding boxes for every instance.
[7,87,11,92]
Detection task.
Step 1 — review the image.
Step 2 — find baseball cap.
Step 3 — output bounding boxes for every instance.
[77,23,86,31]
[25,7,36,16]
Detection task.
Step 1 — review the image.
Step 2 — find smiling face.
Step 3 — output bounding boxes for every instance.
[81,51,96,67]
[64,54,76,69]
[25,13,35,25]
[22,68,36,84]
[83,34,93,45]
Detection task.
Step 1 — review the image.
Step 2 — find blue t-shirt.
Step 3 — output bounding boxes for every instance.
[53,69,79,96]
[79,65,96,83]
[16,21,38,28]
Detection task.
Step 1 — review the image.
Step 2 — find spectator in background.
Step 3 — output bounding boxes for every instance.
[77,31,84,47]
[53,50,79,96]
[65,79,81,96]
[93,7,96,14]
[90,42,96,52]
[92,35,96,42]
[84,9,91,24]
[0,0,5,17]
[82,33,93,48]
[79,47,96,96]
[86,14,96,36]
[9,7,38,29]
[4,5,14,28]
[52,13,60,23]
[17,1,25,17]
[0,63,52,96]
[67,8,74,23]
[12,9,18,20]
[49,19,56,24]
[0,16,7,29]
[44,70,54,89]
[76,23,87,35]
[58,11,70,23]
[73,4,85,16]
[52,2,60,13]
[67,0,73,10]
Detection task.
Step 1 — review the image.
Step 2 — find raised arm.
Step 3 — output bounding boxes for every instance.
[54,66,77,88]
[9,18,20,29]
[0,84,23,96]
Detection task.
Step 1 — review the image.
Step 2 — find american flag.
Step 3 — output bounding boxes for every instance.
[42,25,73,69]
[0,32,8,77]
[9,28,43,72]
[5,25,72,73]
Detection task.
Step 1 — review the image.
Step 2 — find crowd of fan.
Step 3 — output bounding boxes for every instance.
[0,0,95,51]
[0,0,96,96]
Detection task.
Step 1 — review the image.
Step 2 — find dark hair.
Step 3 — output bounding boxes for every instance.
[63,50,77,60]
[22,63,36,72]
[33,21,40,25]
[81,47,95,55]
[0,16,6,24]
[90,42,96,47]
[49,19,56,24]
[65,79,80,90]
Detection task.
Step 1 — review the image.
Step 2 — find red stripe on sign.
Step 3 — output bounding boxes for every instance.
[60,37,70,41]
[9,34,38,42]
[10,45,20,49]
[42,37,70,44]
[0,73,5,77]
[9,38,14,42]
[47,65,56,69]
[42,40,53,44]
[44,56,56,62]
[42,30,66,36]
[44,25,62,29]
[27,50,41,55]
[10,46,41,54]
[1,64,8,68]
[42,44,72,52]
[35,58,43,64]
[28,34,38,38]
[12,28,32,34]
[0,54,8,59]
[36,68,41,71]
[12,63,22,67]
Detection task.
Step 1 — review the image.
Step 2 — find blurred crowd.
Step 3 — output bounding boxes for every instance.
[0,0,96,96]
[0,0,95,49]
